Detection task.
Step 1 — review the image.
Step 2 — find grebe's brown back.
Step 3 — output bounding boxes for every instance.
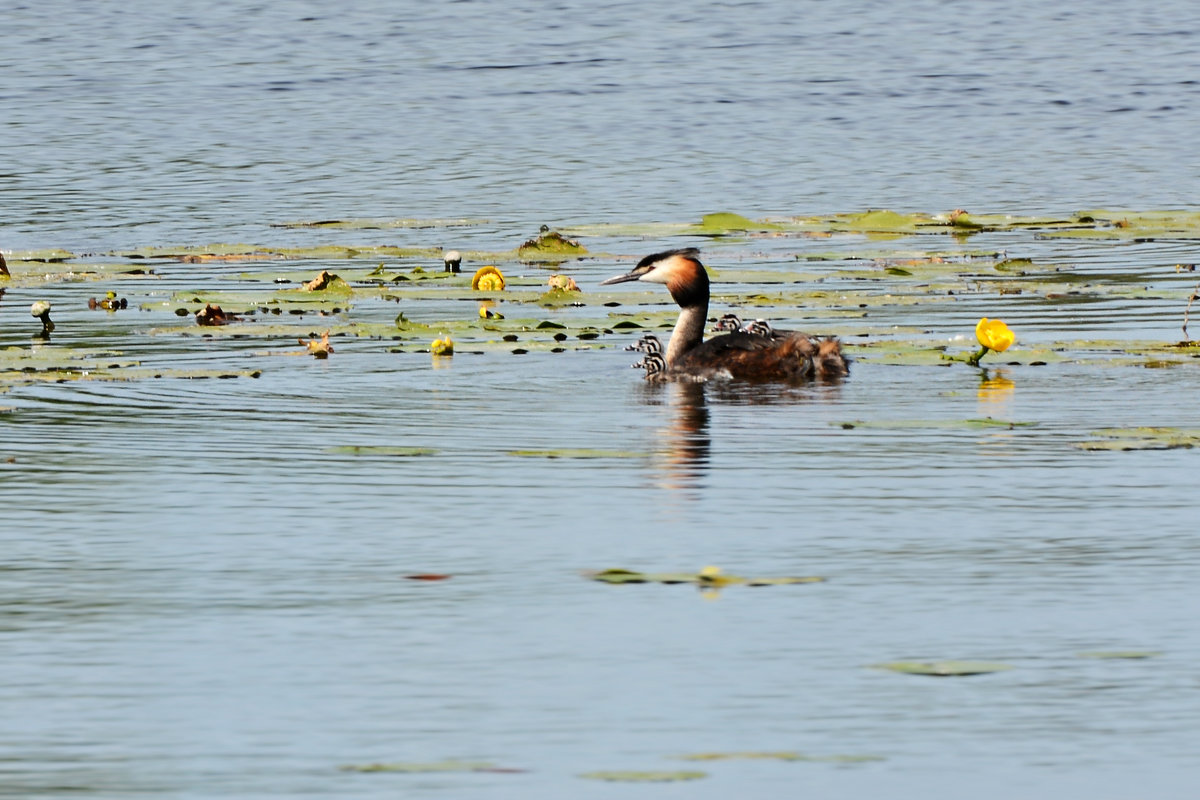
[601,248,848,382]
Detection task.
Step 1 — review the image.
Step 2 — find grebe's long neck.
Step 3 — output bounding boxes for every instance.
[663,256,710,366]
[666,304,707,365]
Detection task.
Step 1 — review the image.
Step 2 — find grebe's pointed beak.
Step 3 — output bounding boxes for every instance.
[599,269,643,286]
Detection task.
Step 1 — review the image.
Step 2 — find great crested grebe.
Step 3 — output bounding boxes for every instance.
[601,248,848,382]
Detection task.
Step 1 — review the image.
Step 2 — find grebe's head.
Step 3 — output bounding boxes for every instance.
[633,351,667,379]
[600,248,709,307]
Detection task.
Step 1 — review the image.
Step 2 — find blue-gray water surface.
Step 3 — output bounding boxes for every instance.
[4,1,1200,797]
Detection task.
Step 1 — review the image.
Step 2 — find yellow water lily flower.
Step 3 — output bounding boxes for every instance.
[698,565,736,588]
[975,318,1015,352]
[471,265,505,291]
[431,336,454,356]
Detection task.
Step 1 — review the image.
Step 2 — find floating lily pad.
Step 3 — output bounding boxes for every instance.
[1077,651,1163,659]
[1039,209,1200,240]
[5,248,76,262]
[695,212,784,234]
[517,230,588,261]
[871,661,1013,676]
[578,770,707,782]
[1077,427,1200,451]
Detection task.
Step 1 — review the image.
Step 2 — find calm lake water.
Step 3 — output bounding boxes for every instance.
[4,1,1200,798]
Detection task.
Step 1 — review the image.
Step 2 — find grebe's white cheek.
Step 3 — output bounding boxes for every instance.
[640,265,670,284]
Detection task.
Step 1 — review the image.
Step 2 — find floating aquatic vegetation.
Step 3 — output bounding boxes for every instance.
[578,770,706,782]
[516,229,587,261]
[0,252,7,277]
[405,573,452,581]
[471,265,506,291]
[694,212,784,235]
[585,567,825,586]
[1038,209,1200,240]
[1076,427,1200,451]
[431,336,454,356]
[1076,651,1162,659]
[870,661,1013,677]
[0,344,260,392]
[676,751,884,764]
[5,248,75,263]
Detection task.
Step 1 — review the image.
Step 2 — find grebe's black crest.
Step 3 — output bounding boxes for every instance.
[603,249,849,383]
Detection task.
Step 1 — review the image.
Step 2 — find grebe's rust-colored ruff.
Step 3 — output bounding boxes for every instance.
[602,248,848,382]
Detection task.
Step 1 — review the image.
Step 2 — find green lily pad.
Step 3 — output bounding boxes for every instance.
[578,770,707,782]
[516,230,588,261]
[695,212,784,234]
[4,248,76,262]
[871,661,1013,677]
[1039,209,1200,240]
[1077,427,1200,451]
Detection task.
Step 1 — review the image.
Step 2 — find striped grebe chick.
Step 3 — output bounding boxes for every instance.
[602,248,848,382]
[633,351,730,383]
[711,313,772,337]
[625,333,663,355]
